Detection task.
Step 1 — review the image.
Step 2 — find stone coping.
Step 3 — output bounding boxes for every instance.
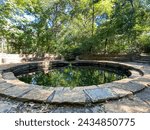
[0,60,149,104]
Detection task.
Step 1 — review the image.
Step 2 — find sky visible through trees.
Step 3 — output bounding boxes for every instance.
[0,0,150,58]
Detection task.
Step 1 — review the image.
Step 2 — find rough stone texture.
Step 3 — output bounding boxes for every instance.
[136,88,150,105]
[51,88,88,104]
[97,83,114,88]
[53,105,104,113]
[0,83,14,92]
[0,84,150,113]
[84,88,117,102]
[0,101,18,113]
[108,87,132,97]
[0,96,105,113]
[6,79,27,86]
[5,79,42,89]
[21,88,54,102]
[0,73,2,79]
[2,72,17,80]
[113,82,145,93]
[0,63,19,71]
[0,79,6,84]
[104,96,150,113]
[1,86,32,98]
[0,96,57,113]
[114,78,132,84]
[0,61,149,104]
[0,61,150,113]
[132,75,150,86]
[129,70,141,78]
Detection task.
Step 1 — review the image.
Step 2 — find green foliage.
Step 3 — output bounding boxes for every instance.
[18,66,126,88]
[0,0,150,56]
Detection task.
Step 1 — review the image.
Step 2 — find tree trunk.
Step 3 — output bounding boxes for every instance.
[92,0,95,36]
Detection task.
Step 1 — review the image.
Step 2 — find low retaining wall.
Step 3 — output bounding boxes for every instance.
[0,60,149,105]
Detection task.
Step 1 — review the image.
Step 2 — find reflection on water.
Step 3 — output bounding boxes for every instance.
[18,65,127,88]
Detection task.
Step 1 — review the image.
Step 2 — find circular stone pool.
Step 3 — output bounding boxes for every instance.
[17,64,128,88]
[0,60,146,104]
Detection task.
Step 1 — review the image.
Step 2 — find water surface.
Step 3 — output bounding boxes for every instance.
[18,65,127,88]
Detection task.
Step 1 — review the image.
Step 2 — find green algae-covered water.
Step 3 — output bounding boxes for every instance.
[18,65,127,88]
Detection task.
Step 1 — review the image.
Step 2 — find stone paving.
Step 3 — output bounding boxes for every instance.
[0,61,150,113]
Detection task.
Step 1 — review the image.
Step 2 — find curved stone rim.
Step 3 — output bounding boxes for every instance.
[0,60,148,105]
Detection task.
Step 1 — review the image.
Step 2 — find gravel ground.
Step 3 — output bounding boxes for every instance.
[0,88,150,113]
